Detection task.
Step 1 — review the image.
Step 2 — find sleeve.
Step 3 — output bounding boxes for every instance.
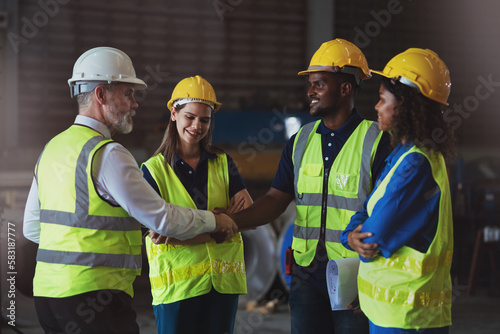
[371,131,392,183]
[225,154,248,197]
[270,134,296,195]
[340,203,370,251]
[360,152,440,258]
[23,177,41,244]
[94,144,216,240]
[141,164,161,196]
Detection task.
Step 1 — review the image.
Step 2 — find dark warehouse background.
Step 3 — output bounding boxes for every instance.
[1,0,500,332]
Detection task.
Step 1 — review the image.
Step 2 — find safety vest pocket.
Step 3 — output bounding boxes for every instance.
[297,164,323,194]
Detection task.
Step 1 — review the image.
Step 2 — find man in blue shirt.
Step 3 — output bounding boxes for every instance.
[232,39,391,334]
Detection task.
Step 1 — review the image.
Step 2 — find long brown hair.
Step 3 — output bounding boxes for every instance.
[153,104,224,169]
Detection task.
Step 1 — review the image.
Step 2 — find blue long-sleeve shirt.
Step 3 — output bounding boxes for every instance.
[340,143,441,262]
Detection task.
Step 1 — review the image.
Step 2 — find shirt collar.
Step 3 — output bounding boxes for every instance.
[74,115,111,139]
[386,141,414,165]
[174,149,218,166]
[316,108,363,137]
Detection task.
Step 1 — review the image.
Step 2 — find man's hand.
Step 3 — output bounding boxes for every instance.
[347,224,379,259]
[149,230,167,245]
[211,212,237,243]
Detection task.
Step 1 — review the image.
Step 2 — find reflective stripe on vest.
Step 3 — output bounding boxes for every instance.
[34,125,141,298]
[291,120,381,264]
[293,121,380,211]
[143,153,246,305]
[358,146,453,329]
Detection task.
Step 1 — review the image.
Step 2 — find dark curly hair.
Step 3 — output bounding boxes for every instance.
[381,77,456,160]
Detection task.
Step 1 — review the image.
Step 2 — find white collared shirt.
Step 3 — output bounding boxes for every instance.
[23,115,215,243]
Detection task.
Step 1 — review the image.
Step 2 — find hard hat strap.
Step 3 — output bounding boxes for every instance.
[394,76,420,91]
[69,81,106,98]
[340,66,365,87]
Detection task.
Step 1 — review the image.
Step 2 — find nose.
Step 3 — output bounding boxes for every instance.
[131,95,138,109]
[192,118,201,130]
[307,85,317,99]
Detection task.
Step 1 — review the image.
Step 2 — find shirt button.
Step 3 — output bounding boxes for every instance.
[181,161,184,164]
[325,157,329,161]
[328,143,332,147]
[188,171,193,174]
[330,133,334,137]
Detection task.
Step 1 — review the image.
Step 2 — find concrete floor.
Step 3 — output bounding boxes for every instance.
[3,276,500,334]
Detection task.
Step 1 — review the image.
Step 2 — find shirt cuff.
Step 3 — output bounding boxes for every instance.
[199,210,216,234]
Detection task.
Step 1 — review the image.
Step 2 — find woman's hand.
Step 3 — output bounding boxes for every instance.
[347,225,379,259]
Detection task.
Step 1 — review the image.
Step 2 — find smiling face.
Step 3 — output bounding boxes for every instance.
[307,72,343,118]
[171,102,212,148]
[375,83,397,131]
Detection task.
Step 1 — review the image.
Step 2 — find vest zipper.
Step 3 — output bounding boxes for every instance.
[320,166,330,242]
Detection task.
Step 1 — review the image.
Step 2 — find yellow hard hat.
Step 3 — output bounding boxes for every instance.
[298,38,372,85]
[167,75,221,112]
[372,48,451,105]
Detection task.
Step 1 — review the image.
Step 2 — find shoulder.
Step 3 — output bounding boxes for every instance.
[395,151,432,180]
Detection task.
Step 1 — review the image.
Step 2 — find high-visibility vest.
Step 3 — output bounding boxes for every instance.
[143,153,246,305]
[358,145,453,329]
[34,125,142,298]
[292,120,382,266]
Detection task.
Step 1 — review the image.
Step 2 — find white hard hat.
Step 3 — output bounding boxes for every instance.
[68,46,147,97]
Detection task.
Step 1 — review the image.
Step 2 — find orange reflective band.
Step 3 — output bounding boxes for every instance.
[358,276,452,308]
[150,260,245,290]
[373,251,452,276]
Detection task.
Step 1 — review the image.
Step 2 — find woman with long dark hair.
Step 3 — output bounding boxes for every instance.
[341,48,454,333]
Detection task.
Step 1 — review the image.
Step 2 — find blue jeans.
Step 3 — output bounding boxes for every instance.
[289,268,369,334]
[153,288,239,334]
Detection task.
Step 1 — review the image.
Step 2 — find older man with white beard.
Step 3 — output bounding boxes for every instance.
[23,47,237,334]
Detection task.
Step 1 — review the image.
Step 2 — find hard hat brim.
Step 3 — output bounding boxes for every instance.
[370,70,388,78]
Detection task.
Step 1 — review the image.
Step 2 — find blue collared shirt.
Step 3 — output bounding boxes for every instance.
[142,150,247,210]
[340,142,440,262]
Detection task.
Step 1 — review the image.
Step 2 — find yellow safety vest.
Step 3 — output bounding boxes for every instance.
[292,119,382,266]
[34,125,142,298]
[358,145,453,329]
[143,153,246,305]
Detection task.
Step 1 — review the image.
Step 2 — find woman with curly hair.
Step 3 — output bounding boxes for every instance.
[341,48,454,333]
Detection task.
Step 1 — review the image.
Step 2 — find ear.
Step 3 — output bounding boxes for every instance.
[94,85,107,105]
[340,81,352,97]
[170,108,176,121]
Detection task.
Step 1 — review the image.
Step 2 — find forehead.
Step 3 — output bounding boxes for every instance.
[308,71,336,83]
[179,102,213,117]
[110,83,135,93]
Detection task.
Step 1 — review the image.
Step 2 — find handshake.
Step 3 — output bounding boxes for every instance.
[210,208,238,243]
[149,208,238,245]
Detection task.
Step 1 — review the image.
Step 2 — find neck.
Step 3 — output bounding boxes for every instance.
[178,142,201,160]
[79,103,115,136]
[322,107,354,131]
